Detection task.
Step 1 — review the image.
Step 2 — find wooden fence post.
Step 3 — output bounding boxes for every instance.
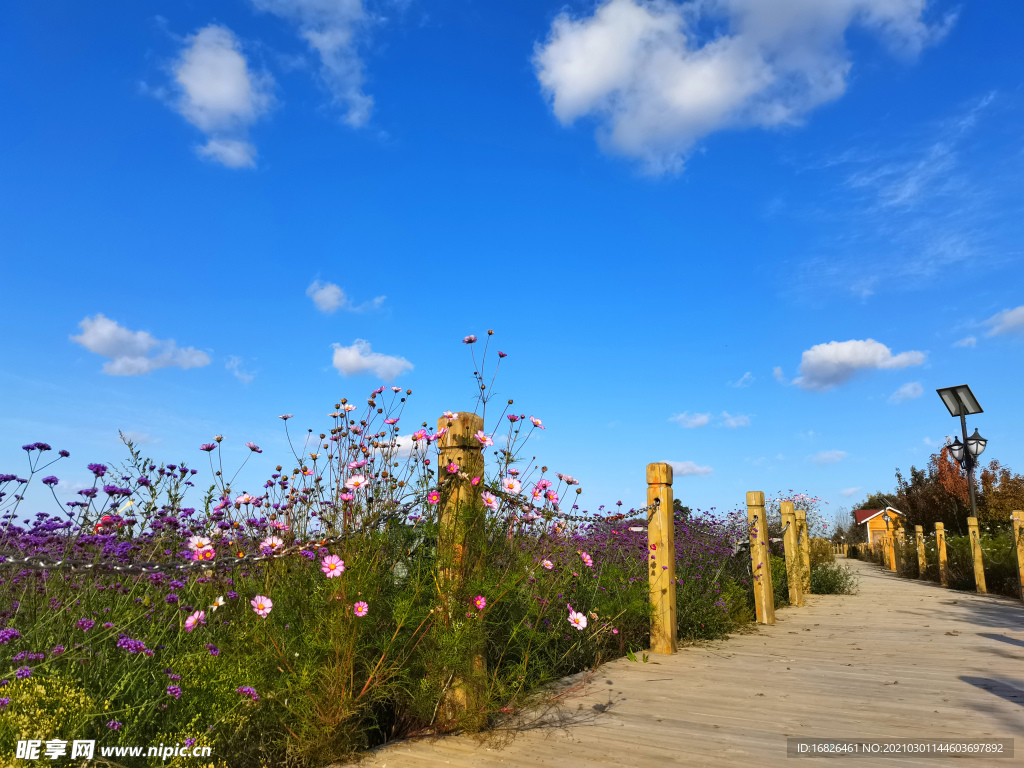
[1011,511,1024,602]
[967,516,987,594]
[436,412,486,723]
[746,492,775,625]
[886,528,897,572]
[647,463,677,654]
[796,509,811,596]
[780,501,803,607]
[915,525,927,579]
[935,523,949,586]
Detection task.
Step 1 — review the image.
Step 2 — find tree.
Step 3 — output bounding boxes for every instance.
[979,460,1024,522]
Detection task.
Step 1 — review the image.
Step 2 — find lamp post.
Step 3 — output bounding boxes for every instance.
[936,385,987,521]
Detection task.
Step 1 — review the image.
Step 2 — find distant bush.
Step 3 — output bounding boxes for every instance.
[810,562,858,595]
[809,537,835,568]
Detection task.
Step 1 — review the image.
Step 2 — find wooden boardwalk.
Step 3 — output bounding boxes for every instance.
[364,558,1024,767]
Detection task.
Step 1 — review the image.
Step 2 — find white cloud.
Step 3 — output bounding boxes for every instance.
[533,0,951,173]
[252,0,373,127]
[888,381,922,403]
[840,486,861,497]
[306,280,386,313]
[226,356,255,384]
[331,339,412,380]
[669,411,711,428]
[665,460,713,477]
[813,450,847,465]
[720,411,751,428]
[793,339,926,391]
[71,314,210,376]
[953,335,976,348]
[772,366,788,384]
[307,280,347,312]
[172,25,273,168]
[985,305,1024,337]
[120,430,159,445]
[730,371,754,387]
[197,138,258,168]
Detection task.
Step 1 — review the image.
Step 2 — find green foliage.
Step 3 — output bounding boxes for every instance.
[809,562,858,595]
[770,555,790,609]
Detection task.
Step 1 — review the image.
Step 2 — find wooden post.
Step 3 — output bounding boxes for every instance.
[886,527,897,572]
[1011,511,1024,602]
[935,523,949,586]
[780,501,803,607]
[843,544,848,556]
[915,525,927,579]
[967,516,987,594]
[647,463,677,654]
[435,412,485,724]
[796,509,811,596]
[746,492,775,625]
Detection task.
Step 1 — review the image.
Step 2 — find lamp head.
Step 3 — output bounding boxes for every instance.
[949,437,964,463]
[966,428,987,457]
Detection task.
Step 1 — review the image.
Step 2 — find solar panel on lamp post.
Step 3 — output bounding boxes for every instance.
[935,385,987,522]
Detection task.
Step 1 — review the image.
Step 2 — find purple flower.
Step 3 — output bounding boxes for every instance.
[88,463,108,477]
[15,667,31,680]
[236,686,258,701]
[167,685,181,699]
[0,697,9,710]
[34,442,51,451]
[200,444,217,452]
[165,593,178,604]
[59,449,70,457]
[107,720,123,730]
[103,622,114,629]
[51,645,65,656]
[41,476,59,487]
[245,442,262,453]
[184,738,196,747]
[76,619,95,632]
[0,628,21,644]
[205,643,220,656]
[116,636,148,654]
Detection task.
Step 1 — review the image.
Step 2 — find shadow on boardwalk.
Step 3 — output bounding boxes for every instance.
[361,558,1024,767]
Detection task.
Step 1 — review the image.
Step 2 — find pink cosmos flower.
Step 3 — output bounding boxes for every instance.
[185,610,206,633]
[412,429,428,441]
[442,411,458,420]
[353,601,369,617]
[612,628,619,635]
[530,416,544,429]
[193,547,215,561]
[279,414,293,420]
[342,404,356,412]
[545,491,559,504]
[508,468,520,476]
[474,595,487,610]
[482,491,498,511]
[384,418,399,425]
[187,536,211,552]
[260,536,284,552]
[427,491,440,505]
[345,474,368,491]
[474,430,494,447]
[498,351,507,358]
[339,492,354,502]
[245,442,262,453]
[321,555,345,578]
[251,595,273,618]
[578,550,593,568]
[391,386,402,392]
[541,559,554,570]
[462,335,477,344]
[446,462,459,474]
[347,460,367,470]
[501,478,522,494]
[471,476,481,486]
[568,610,588,630]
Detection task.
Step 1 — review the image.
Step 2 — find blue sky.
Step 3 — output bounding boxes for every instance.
[2,0,1022,521]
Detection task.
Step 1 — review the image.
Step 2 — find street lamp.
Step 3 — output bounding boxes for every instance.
[935,384,987,520]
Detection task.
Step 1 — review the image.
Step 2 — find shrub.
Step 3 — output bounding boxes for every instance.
[810,562,858,595]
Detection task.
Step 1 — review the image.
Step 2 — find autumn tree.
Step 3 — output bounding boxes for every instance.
[978,460,1024,522]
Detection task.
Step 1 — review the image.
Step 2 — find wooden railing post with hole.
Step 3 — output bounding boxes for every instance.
[796,509,811,596]
[935,523,949,586]
[1011,511,1024,601]
[967,516,987,594]
[647,463,677,654]
[780,501,803,607]
[915,525,927,579]
[746,492,775,625]
[436,412,486,723]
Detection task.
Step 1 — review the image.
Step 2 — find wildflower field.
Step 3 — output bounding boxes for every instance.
[1,336,764,766]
